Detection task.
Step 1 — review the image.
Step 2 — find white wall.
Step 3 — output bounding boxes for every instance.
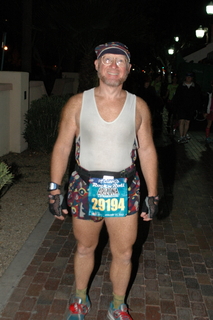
[0,72,29,155]
[0,84,12,156]
[0,72,78,157]
[29,81,47,104]
[0,73,49,157]
[61,72,79,94]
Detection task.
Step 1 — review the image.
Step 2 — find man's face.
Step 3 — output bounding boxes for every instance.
[185,75,193,84]
[144,81,150,88]
[94,54,131,87]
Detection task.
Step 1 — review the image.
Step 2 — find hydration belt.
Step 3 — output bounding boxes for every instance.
[75,164,136,187]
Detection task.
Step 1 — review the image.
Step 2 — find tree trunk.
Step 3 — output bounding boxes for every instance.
[21,0,32,73]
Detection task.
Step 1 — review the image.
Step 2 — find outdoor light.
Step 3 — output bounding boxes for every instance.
[174,36,179,42]
[168,48,174,55]
[195,25,208,38]
[206,1,213,14]
[1,31,7,71]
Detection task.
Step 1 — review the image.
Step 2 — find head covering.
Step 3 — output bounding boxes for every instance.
[95,42,130,62]
[186,72,193,77]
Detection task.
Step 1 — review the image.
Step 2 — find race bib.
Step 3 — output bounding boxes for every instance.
[88,177,128,217]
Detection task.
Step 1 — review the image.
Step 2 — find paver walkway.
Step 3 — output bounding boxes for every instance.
[0,124,213,320]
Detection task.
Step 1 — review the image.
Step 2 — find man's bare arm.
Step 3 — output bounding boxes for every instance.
[50,94,82,186]
[48,94,82,220]
[136,97,158,220]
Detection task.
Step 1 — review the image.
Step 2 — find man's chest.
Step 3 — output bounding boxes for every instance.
[96,99,126,122]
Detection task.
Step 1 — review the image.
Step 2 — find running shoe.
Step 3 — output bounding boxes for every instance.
[205,137,212,143]
[67,296,90,320]
[178,137,188,144]
[185,134,191,140]
[107,302,133,320]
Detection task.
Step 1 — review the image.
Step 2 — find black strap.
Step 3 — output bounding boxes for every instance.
[75,164,136,187]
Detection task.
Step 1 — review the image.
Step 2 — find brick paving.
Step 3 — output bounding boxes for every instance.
[0,124,213,320]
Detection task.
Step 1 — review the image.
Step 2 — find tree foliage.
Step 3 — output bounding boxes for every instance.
[1,0,209,76]
[32,0,152,71]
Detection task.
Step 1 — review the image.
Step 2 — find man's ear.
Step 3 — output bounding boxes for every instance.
[94,59,98,71]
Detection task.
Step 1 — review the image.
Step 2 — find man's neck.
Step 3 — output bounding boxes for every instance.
[95,83,125,99]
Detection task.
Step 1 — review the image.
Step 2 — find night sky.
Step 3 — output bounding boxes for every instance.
[0,0,211,75]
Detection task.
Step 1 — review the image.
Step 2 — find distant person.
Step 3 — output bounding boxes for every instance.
[139,76,158,115]
[138,76,163,131]
[151,74,162,97]
[203,81,213,143]
[151,73,164,117]
[164,75,179,131]
[173,72,202,144]
[48,41,159,320]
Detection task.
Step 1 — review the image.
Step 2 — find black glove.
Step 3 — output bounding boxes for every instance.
[142,195,159,219]
[48,194,64,217]
[61,192,68,211]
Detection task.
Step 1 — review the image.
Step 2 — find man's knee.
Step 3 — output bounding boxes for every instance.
[76,242,97,257]
[111,246,133,264]
[121,249,133,264]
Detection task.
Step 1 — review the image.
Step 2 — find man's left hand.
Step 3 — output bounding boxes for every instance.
[141,195,159,221]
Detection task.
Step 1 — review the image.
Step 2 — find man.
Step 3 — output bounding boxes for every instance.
[203,80,213,143]
[48,42,158,320]
[173,72,202,144]
[164,75,179,132]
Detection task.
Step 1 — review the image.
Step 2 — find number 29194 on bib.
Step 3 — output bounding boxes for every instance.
[88,177,128,217]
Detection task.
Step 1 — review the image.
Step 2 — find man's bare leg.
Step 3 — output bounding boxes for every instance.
[105,214,138,297]
[179,119,184,137]
[72,217,104,292]
[183,120,190,136]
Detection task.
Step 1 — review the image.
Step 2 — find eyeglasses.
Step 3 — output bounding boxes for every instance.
[101,55,127,67]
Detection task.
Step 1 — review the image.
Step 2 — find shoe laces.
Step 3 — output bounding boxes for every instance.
[114,309,132,320]
[69,301,89,315]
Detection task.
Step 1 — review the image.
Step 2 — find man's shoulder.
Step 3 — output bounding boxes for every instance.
[67,92,83,106]
[194,82,201,89]
[63,92,84,116]
[135,95,147,105]
[65,87,95,111]
[135,95,150,114]
[72,88,95,101]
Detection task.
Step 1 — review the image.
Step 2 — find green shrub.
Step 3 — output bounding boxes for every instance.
[0,162,13,192]
[0,160,22,199]
[23,94,72,153]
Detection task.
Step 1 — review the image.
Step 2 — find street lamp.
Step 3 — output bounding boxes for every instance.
[206,1,213,14]
[168,48,174,55]
[195,25,208,41]
[174,36,179,42]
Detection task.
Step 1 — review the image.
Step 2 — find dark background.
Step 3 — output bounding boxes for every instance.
[0,0,211,90]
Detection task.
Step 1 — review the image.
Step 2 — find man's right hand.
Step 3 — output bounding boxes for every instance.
[49,194,68,220]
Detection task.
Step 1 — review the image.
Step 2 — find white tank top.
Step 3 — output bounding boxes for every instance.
[78,88,137,171]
